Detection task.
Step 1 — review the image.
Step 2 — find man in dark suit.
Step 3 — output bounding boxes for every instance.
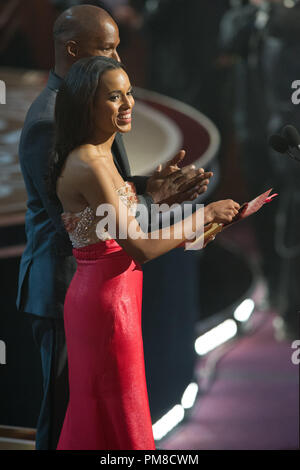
[17,4,210,450]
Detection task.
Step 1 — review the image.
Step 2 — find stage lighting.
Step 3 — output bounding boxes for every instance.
[181,382,198,410]
[152,405,185,441]
[194,319,238,356]
[233,298,255,322]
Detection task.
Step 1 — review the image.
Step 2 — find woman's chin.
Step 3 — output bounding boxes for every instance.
[116,124,132,133]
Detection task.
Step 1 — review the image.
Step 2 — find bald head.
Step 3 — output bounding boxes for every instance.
[53,5,120,77]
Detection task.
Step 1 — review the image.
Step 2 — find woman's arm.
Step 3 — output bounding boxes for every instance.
[77,153,240,264]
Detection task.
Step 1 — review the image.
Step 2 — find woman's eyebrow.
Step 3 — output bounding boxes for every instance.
[108,86,132,95]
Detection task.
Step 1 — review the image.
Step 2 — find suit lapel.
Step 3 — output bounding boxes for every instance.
[47,70,63,92]
[112,133,131,178]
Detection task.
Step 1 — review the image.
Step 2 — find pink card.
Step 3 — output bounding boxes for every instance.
[224,189,278,226]
[183,189,278,251]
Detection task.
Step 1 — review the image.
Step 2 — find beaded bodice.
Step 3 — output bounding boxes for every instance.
[61,181,138,249]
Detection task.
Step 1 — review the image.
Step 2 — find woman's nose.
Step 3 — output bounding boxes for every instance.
[122,95,133,109]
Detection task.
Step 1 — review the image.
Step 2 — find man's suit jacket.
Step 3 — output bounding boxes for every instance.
[16,71,151,318]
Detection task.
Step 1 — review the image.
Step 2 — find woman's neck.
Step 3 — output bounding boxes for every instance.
[88,132,116,156]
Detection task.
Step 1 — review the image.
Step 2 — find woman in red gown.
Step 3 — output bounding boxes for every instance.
[49,56,240,450]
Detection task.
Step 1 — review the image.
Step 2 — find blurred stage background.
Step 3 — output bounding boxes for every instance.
[0,0,299,450]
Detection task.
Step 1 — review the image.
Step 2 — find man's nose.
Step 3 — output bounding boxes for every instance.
[112,50,121,62]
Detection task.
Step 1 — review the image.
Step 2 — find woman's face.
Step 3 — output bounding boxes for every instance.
[94,68,134,136]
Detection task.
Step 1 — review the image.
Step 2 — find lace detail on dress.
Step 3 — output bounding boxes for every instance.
[61,181,138,249]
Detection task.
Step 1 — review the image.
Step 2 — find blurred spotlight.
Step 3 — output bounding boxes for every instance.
[195,319,238,356]
[234,298,255,322]
[283,0,296,8]
[152,405,185,441]
[181,382,198,410]
[152,382,199,442]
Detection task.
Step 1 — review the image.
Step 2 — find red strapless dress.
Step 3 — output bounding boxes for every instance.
[57,183,156,450]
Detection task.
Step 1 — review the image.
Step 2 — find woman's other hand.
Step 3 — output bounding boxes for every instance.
[205,199,240,225]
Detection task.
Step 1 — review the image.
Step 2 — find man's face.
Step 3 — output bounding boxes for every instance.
[71,18,121,62]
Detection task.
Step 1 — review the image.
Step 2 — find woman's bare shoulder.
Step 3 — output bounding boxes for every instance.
[68,145,109,176]
[67,146,117,207]
[68,145,98,165]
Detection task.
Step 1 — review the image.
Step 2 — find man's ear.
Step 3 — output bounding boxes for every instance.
[66,40,79,58]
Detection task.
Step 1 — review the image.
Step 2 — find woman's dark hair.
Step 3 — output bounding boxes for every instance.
[47,56,124,198]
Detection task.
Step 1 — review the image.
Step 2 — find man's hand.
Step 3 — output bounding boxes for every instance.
[146,150,213,205]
